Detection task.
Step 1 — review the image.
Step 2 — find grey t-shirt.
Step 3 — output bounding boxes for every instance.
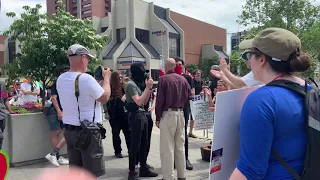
[125,80,144,111]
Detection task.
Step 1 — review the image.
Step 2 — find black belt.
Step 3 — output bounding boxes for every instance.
[63,124,82,131]
[167,108,183,111]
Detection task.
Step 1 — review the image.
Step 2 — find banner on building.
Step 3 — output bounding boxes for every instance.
[209,86,259,180]
[190,95,214,130]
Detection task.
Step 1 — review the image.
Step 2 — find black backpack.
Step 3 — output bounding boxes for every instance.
[267,78,320,180]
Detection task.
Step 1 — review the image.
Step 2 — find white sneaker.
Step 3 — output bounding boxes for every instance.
[45,153,60,167]
[57,156,69,165]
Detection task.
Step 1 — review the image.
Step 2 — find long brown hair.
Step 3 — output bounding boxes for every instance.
[110,72,123,98]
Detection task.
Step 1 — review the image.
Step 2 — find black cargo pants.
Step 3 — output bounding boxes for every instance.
[64,126,105,177]
[128,111,148,171]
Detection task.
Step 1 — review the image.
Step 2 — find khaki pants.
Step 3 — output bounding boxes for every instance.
[160,110,186,180]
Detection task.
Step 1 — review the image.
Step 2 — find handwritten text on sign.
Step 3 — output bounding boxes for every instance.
[190,95,214,130]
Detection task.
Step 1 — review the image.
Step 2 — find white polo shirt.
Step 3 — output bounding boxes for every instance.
[241,71,264,87]
[57,72,104,126]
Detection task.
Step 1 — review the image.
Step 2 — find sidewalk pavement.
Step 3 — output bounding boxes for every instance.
[6,115,211,180]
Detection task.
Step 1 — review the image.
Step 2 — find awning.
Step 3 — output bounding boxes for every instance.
[120,42,144,58]
[104,43,121,59]
[0,44,4,52]
[141,43,160,59]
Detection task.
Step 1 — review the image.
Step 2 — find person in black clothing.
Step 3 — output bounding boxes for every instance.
[45,65,70,166]
[108,72,131,158]
[174,58,195,171]
[125,62,158,180]
[135,89,156,169]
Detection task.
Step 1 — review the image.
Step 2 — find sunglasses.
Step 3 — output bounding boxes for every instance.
[242,51,258,61]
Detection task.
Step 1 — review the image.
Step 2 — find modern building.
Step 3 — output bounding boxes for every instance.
[47,0,111,20]
[230,30,250,51]
[87,0,228,80]
[0,35,6,67]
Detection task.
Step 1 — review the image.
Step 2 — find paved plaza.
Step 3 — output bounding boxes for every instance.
[6,116,212,180]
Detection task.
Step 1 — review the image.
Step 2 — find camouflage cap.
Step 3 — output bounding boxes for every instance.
[239,28,301,61]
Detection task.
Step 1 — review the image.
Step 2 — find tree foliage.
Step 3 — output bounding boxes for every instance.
[185,64,199,75]
[239,0,320,35]
[238,0,320,78]
[199,56,219,80]
[2,3,108,87]
[229,51,251,77]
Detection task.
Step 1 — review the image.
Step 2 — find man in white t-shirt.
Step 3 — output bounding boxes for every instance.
[20,77,40,102]
[56,44,111,178]
[210,40,264,89]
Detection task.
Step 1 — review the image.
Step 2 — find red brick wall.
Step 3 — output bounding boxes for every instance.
[170,11,227,65]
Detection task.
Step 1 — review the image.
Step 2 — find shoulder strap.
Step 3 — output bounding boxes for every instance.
[75,74,82,122]
[267,79,306,180]
[271,150,302,180]
[266,79,307,97]
[74,74,97,122]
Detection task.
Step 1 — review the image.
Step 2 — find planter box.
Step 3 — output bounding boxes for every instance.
[2,112,67,166]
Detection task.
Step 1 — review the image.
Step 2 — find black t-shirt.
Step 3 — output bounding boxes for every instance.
[194,79,203,95]
[51,81,62,111]
[143,92,155,111]
[182,74,194,108]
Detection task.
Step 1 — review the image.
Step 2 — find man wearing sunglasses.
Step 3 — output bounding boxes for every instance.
[210,40,264,89]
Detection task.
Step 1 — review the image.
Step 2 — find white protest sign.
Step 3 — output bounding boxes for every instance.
[209,86,260,180]
[190,95,214,130]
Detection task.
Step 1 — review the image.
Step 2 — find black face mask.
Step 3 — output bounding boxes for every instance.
[130,63,148,83]
[130,62,148,90]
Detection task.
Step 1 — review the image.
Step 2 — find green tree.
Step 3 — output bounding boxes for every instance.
[238,0,320,78]
[199,56,219,80]
[185,64,199,75]
[2,4,108,105]
[229,51,250,77]
[301,22,320,61]
[239,0,320,36]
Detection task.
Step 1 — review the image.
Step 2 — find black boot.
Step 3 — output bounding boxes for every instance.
[115,153,123,158]
[139,167,158,177]
[128,171,139,180]
[186,159,193,170]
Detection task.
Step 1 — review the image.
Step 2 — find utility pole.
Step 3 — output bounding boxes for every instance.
[77,0,81,19]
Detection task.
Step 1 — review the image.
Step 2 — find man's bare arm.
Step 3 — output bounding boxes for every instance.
[221,76,238,90]
[222,69,246,88]
[51,95,62,113]
[5,99,14,113]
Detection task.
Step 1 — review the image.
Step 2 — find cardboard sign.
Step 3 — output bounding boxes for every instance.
[210,86,260,180]
[190,95,214,130]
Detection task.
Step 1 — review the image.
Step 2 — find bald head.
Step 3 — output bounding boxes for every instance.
[165,58,176,71]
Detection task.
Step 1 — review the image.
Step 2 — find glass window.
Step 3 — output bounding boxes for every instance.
[135,28,150,44]
[151,69,160,81]
[83,10,91,14]
[169,38,178,58]
[83,4,91,8]
[117,28,126,43]
[8,40,16,64]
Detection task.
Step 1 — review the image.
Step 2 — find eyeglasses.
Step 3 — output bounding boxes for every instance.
[242,51,258,61]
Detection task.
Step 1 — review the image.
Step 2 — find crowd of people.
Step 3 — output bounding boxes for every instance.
[0,27,317,180]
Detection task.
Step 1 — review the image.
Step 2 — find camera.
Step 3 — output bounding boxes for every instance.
[95,66,113,80]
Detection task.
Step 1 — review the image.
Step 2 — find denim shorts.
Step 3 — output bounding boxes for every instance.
[46,109,63,131]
